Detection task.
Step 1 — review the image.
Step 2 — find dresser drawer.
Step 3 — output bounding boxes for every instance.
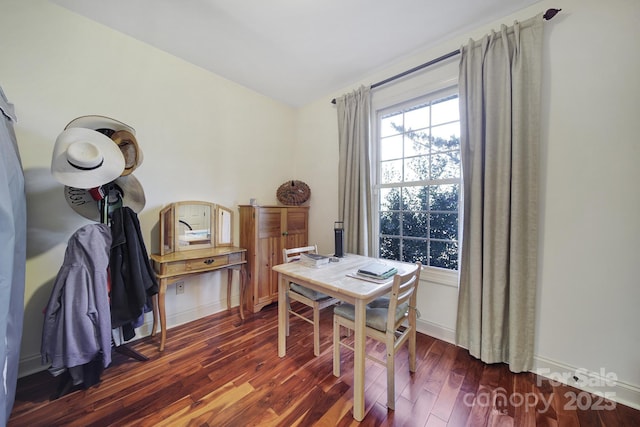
[185,254,229,271]
[156,254,230,275]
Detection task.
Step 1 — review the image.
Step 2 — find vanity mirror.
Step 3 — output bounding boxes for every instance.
[159,201,234,255]
[216,205,233,246]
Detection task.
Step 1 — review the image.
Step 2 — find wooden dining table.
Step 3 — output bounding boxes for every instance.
[272,253,418,421]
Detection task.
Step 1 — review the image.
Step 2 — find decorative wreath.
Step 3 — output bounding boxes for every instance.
[276,180,311,205]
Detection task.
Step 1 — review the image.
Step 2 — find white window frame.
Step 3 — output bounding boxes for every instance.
[371,77,460,288]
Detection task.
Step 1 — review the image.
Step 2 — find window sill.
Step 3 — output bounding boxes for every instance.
[420,266,459,288]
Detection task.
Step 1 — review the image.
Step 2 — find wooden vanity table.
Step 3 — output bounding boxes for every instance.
[150,201,246,351]
[150,246,246,351]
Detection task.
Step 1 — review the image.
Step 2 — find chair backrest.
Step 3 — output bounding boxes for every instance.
[282,244,318,264]
[386,262,421,331]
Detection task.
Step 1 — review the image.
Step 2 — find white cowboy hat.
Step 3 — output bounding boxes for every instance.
[65,115,143,175]
[64,174,146,221]
[51,127,125,189]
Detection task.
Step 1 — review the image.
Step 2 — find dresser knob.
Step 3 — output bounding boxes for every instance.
[204,259,214,265]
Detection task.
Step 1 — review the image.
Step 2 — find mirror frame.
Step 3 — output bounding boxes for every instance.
[159,203,175,255]
[159,200,234,255]
[216,205,234,247]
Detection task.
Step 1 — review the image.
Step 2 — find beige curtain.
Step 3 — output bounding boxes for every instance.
[456,16,543,373]
[336,85,374,256]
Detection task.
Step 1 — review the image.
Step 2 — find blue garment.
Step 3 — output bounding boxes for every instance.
[41,224,113,371]
[0,85,25,427]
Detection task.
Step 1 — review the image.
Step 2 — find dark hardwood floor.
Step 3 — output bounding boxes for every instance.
[9,302,640,426]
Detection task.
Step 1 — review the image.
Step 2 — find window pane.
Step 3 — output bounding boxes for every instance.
[431,96,459,126]
[403,239,428,264]
[403,212,428,237]
[430,240,459,269]
[380,236,400,260]
[405,155,428,181]
[380,112,403,137]
[402,186,427,211]
[429,213,458,239]
[404,130,430,156]
[404,104,429,132]
[380,135,403,161]
[380,211,400,235]
[431,123,460,152]
[429,184,459,211]
[380,187,401,211]
[381,159,402,184]
[431,151,460,179]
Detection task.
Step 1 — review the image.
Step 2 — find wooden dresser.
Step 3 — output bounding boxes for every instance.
[239,205,309,313]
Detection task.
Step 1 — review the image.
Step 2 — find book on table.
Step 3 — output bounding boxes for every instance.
[299,253,330,267]
[357,262,398,280]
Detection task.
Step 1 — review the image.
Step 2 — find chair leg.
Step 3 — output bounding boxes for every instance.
[285,293,290,337]
[409,327,417,373]
[313,304,320,357]
[386,346,395,410]
[333,316,341,377]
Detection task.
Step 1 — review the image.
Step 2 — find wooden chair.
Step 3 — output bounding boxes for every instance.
[283,245,340,356]
[333,262,421,410]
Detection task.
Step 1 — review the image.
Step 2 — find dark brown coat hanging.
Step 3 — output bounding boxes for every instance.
[276,180,310,205]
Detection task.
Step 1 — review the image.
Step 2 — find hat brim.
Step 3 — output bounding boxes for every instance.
[65,115,136,135]
[65,174,146,221]
[51,128,125,189]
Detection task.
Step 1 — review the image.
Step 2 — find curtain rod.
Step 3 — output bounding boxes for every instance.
[331,8,561,104]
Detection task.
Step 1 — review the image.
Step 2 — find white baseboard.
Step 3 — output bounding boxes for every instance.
[533,355,640,411]
[416,318,456,345]
[18,354,45,378]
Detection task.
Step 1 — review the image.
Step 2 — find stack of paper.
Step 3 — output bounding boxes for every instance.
[357,262,397,280]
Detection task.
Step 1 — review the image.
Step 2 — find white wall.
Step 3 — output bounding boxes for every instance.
[298,0,640,409]
[0,0,297,376]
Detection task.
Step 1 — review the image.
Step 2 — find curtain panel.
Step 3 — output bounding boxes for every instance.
[336,86,374,256]
[456,15,543,373]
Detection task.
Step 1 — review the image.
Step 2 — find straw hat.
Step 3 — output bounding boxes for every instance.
[51,128,125,189]
[111,130,143,176]
[64,174,146,221]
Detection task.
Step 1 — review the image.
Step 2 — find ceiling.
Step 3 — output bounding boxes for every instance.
[51,0,542,107]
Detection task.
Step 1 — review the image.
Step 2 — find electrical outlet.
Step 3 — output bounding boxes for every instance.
[176,282,185,294]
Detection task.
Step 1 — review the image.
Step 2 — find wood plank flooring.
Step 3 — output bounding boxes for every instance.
[9,302,640,426]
